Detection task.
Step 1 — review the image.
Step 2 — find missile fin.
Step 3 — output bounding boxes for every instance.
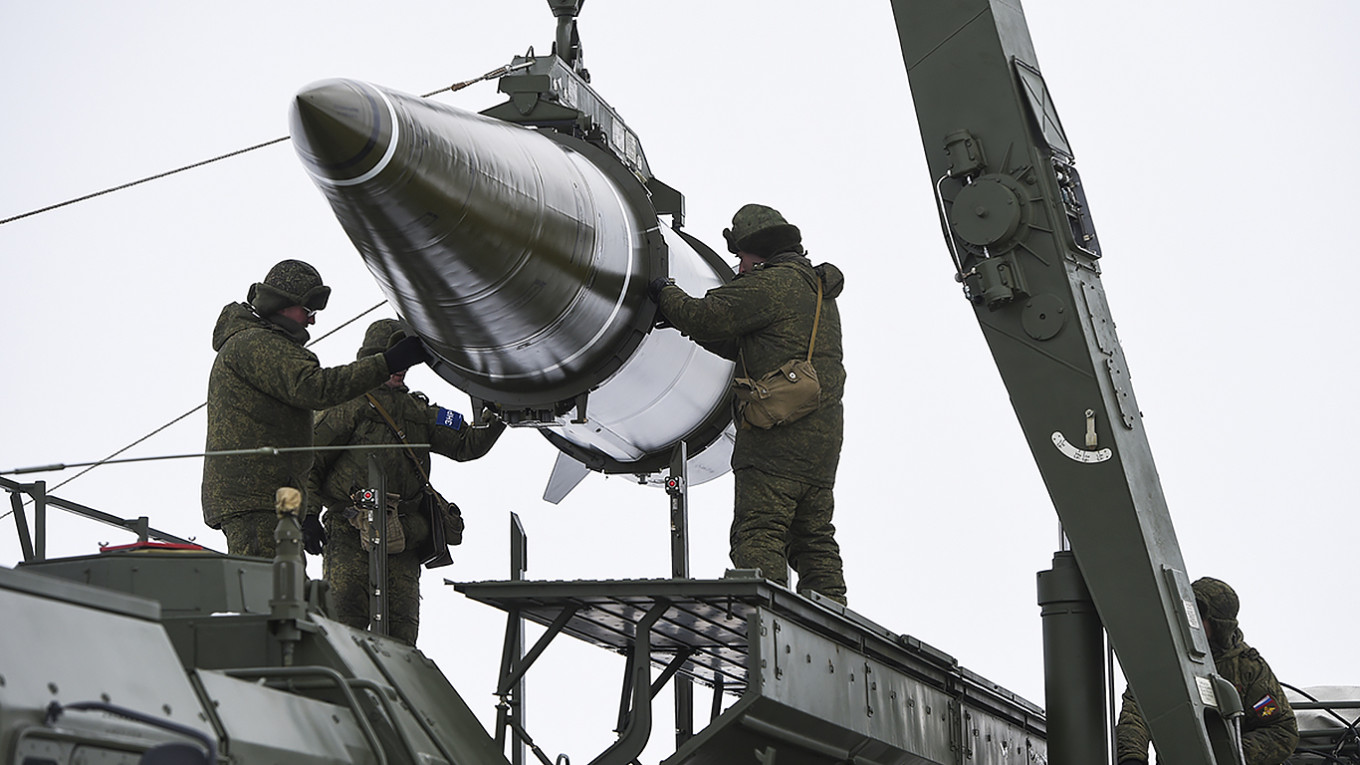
[543,453,593,505]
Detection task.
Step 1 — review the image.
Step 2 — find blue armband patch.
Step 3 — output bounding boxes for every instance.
[437,407,465,430]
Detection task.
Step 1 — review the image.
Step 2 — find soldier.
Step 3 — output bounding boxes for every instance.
[652,204,848,604]
[305,318,507,645]
[1116,577,1298,765]
[202,260,431,557]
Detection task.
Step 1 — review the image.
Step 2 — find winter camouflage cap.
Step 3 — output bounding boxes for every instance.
[1192,576,1241,648]
[247,259,332,316]
[722,203,802,257]
[357,318,410,359]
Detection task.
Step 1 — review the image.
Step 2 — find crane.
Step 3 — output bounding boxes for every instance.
[891,1,1245,763]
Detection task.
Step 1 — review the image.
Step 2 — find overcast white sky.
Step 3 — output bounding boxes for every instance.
[2,1,1357,761]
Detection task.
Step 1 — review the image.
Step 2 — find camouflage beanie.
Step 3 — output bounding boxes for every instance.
[1192,576,1241,651]
[247,259,331,317]
[357,318,410,359]
[722,203,803,257]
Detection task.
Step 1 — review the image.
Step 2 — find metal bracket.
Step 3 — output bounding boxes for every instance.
[365,454,388,637]
[571,392,589,425]
[587,600,671,765]
[497,604,581,697]
[964,251,1029,308]
[944,129,986,178]
[665,441,695,745]
[1052,158,1102,261]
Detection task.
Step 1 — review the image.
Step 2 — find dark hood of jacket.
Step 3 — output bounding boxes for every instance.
[212,302,307,350]
[1194,576,1246,657]
[762,252,845,299]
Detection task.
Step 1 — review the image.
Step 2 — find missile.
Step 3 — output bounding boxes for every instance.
[289,67,736,502]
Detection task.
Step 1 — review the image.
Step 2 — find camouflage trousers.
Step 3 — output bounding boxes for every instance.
[322,510,426,645]
[219,511,280,558]
[731,467,847,604]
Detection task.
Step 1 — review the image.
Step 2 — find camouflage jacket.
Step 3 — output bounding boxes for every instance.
[659,254,845,487]
[201,302,390,527]
[1116,638,1298,764]
[305,384,506,519]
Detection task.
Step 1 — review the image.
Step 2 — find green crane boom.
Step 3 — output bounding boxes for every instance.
[890,2,1242,763]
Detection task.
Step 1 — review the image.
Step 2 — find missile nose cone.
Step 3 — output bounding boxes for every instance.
[290,76,738,483]
[290,79,396,185]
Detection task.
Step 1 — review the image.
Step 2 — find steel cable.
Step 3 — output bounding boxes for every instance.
[0,300,388,520]
[1,61,527,519]
[0,62,527,227]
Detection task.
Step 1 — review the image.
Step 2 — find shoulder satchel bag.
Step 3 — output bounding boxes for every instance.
[732,276,823,429]
[365,393,463,569]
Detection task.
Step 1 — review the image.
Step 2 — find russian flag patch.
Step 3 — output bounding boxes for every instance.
[437,407,465,430]
[1253,695,1278,717]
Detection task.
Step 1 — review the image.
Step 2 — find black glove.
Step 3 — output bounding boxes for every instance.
[446,501,465,546]
[647,276,673,304]
[301,514,326,555]
[383,335,433,373]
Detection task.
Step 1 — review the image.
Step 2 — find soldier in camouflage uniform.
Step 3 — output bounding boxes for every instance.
[653,204,848,604]
[305,319,507,645]
[202,260,431,557]
[1116,577,1297,765]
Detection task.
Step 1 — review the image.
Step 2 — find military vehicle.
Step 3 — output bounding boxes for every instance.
[2,1,1356,764]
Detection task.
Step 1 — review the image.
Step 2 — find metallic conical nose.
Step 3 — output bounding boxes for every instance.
[289,78,655,404]
[290,79,395,185]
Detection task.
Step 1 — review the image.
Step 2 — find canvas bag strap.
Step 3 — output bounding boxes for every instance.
[806,276,823,361]
[365,392,434,488]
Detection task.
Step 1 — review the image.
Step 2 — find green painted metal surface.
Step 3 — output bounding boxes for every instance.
[458,576,1046,765]
[4,547,509,765]
[888,1,1238,762]
[0,567,217,760]
[21,549,274,616]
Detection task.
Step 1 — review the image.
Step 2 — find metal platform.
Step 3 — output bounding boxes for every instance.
[458,575,809,694]
[457,575,1047,765]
